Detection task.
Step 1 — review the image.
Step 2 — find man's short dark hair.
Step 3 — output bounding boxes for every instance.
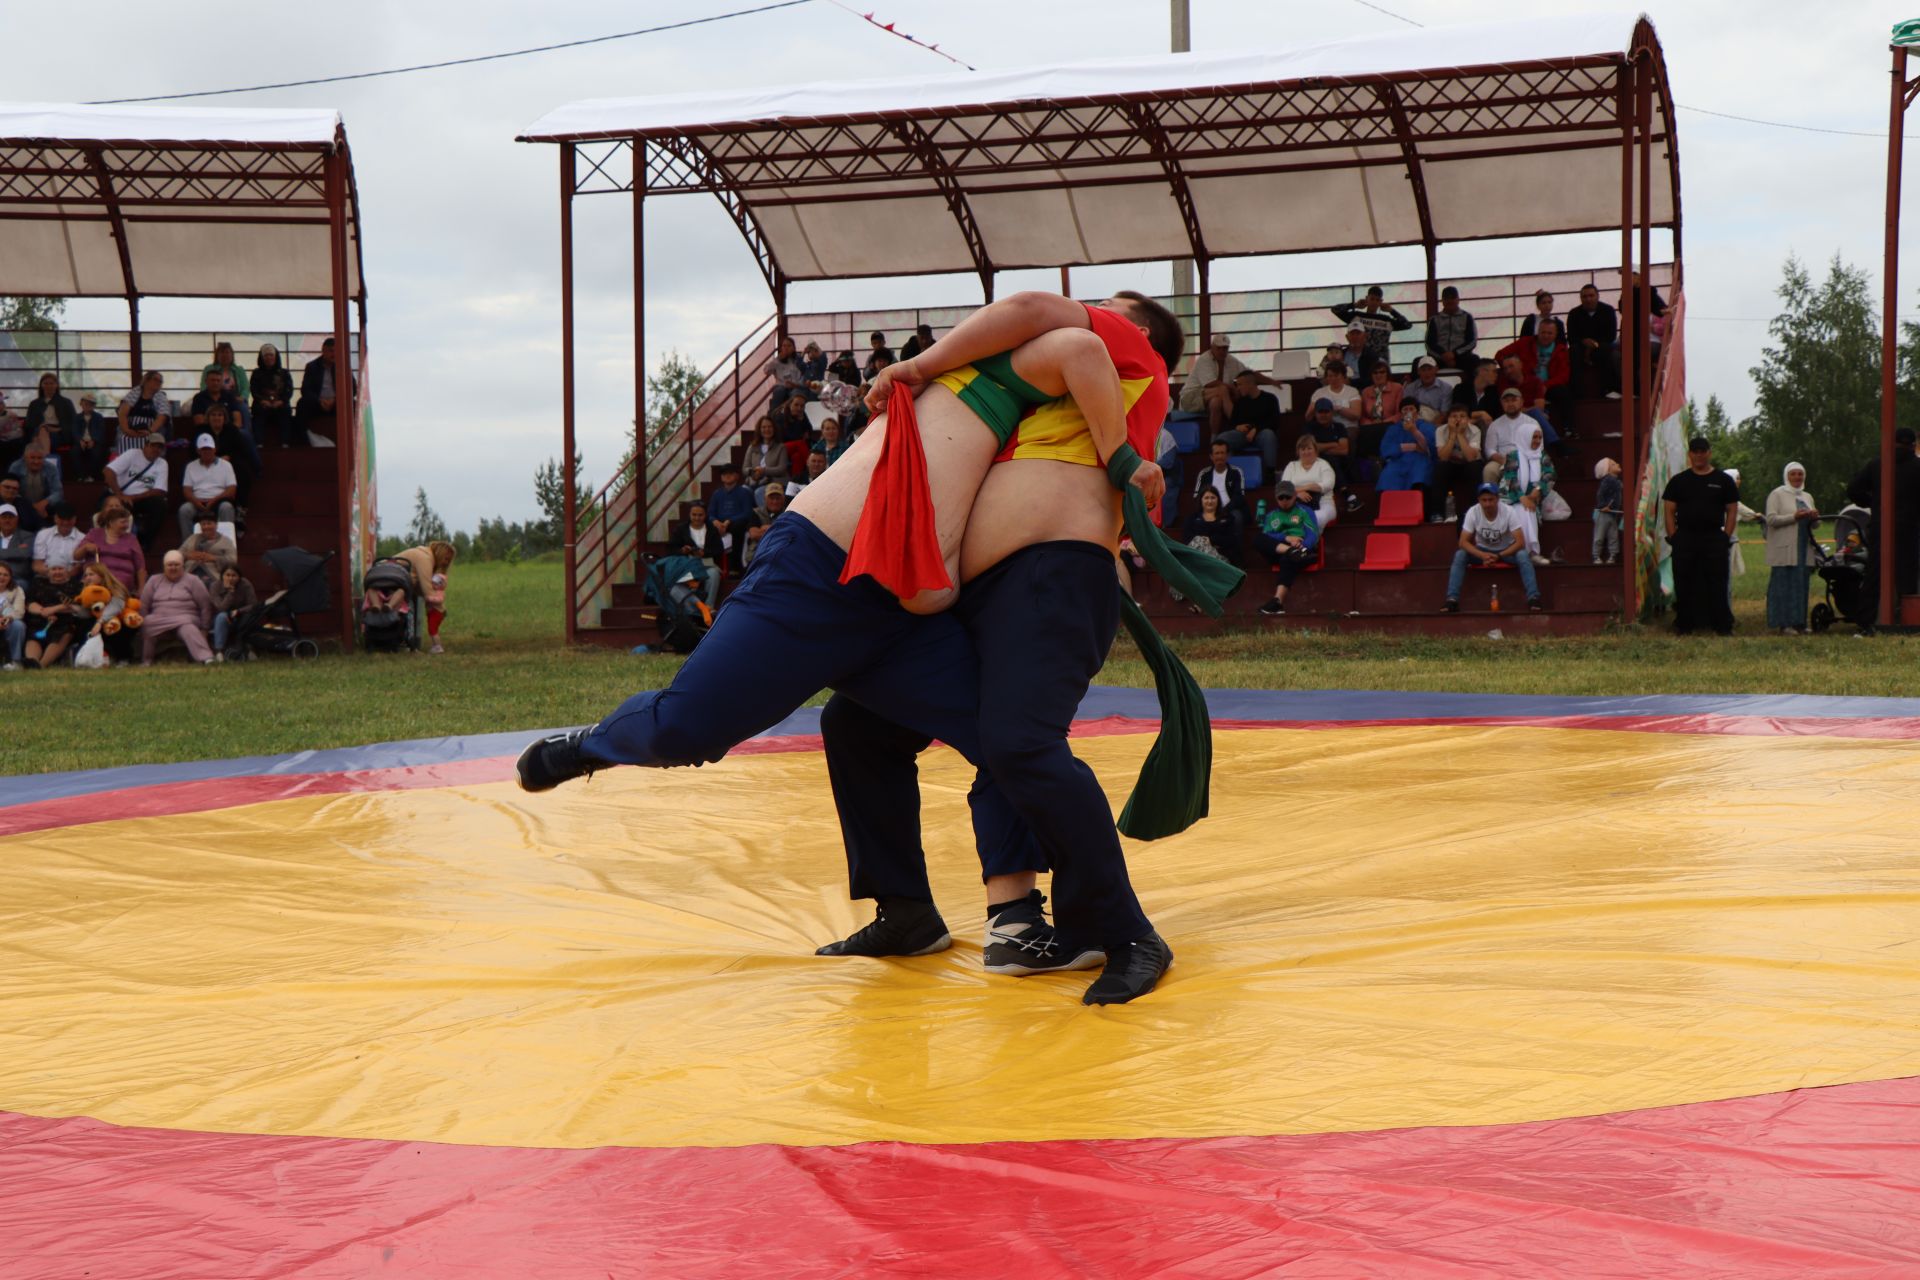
[869,331,885,343]
[1366,285,1384,298]
[1688,435,1711,452]
[49,499,74,519]
[1899,427,1918,446]
[1440,285,1460,300]
[916,323,933,337]
[1210,438,1229,453]
[1109,290,1185,373]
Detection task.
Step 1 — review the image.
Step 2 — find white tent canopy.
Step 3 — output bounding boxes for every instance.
[0,103,364,301]
[520,14,1678,285]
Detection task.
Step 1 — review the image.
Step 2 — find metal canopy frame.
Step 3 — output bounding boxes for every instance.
[0,120,371,646]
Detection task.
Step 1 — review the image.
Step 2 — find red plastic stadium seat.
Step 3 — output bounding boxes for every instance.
[1357,532,1411,571]
[1375,490,1424,527]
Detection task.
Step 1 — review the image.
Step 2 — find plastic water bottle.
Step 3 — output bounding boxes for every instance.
[1255,498,1268,525]
[1489,583,1501,613]
[1445,491,1457,520]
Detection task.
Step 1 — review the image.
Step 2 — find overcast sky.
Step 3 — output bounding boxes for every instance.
[13,1,1920,529]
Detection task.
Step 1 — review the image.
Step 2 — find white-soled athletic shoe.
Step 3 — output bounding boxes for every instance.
[982,890,1104,976]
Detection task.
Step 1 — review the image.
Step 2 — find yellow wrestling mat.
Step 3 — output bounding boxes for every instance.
[7,724,1920,1150]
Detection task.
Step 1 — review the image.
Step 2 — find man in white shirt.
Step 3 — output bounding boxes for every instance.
[105,433,171,544]
[1481,388,1534,484]
[179,433,239,540]
[1443,483,1541,612]
[31,500,84,578]
[1177,332,1247,429]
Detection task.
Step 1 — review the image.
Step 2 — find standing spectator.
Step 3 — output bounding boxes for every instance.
[66,394,114,480]
[899,323,937,361]
[204,341,251,406]
[0,504,31,592]
[209,563,258,657]
[1496,318,1573,439]
[1181,487,1241,566]
[741,483,788,570]
[8,445,62,531]
[1403,356,1453,423]
[1283,432,1340,533]
[1355,362,1403,464]
[1500,423,1556,565]
[31,500,84,578]
[707,462,757,573]
[864,331,896,378]
[23,561,81,669]
[1191,438,1248,528]
[670,502,725,607]
[1424,286,1480,372]
[104,433,171,544]
[1218,368,1282,474]
[1377,401,1437,516]
[394,540,457,655]
[1592,458,1624,564]
[1331,286,1412,372]
[1518,288,1560,338]
[1443,484,1543,612]
[1313,360,1362,434]
[1661,436,1740,636]
[80,502,147,589]
[180,509,237,587]
[742,415,789,495]
[1178,332,1247,433]
[812,416,851,468]
[140,550,216,665]
[1566,284,1621,398]
[1845,427,1920,597]
[178,434,238,540]
[0,561,24,670]
[1765,462,1820,634]
[116,372,171,455]
[251,344,298,447]
[1254,481,1321,617]
[296,337,354,442]
[1432,405,1482,521]
[22,373,74,458]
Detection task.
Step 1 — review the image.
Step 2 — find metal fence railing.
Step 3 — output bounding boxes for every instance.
[0,330,361,415]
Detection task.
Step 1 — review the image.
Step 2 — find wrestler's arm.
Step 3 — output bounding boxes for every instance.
[865,292,1090,411]
[1003,329,1165,509]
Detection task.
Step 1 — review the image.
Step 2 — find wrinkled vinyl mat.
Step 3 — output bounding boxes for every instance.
[5,688,1920,1278]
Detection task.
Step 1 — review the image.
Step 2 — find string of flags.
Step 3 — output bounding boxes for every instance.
[823,0,975,69]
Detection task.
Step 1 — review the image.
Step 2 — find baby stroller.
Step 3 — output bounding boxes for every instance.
[226,546,333,659]
[1810,504,1874,634]
[641,554,714,654]
[359,557,422,653]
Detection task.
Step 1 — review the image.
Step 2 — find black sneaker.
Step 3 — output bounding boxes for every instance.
[1528,596,1544,612]
[1082,931,1174,1005]
[1258,599,1285,617]
[515,727,598,792]
[1442,599,1459,613]
[982,890,1103,975]
[817,897,951,958]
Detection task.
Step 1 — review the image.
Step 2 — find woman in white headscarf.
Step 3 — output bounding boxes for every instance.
[1498,422,1555,565]
[1764,461,1820,633]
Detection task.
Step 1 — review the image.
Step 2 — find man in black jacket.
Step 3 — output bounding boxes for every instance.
[1566,284,1620,397]
[1192,438,1248,532]
[296,338,356,442]
[1846,426,1920,599]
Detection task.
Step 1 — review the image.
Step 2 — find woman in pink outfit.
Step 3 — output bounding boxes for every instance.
[78,503,146,589]
[140,551,216,665]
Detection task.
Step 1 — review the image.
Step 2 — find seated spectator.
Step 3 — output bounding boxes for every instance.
[1432,406,1483,522]
[66,394,114,481]
[179,433,239,540]
[209,563,258,657]
[0,394,23,473]
[1254,481,1321,617]
[1403,356,1452,424]
[768,335,809,413]
[791,450,829,491]
[77,561,135,666]
[1377,401,1437,516]
[194,371,262,477]
[22,373,74,459]
[209,402,261,514]
[79,502,147,591]
[1179,332,1247,434]
[104,433,171,544]
[1500,423,1556,564]
[32,500,84,579]
[0,502,32,590]
[1566,284,1621,398]
[1332,286,1413,372]
[1424,286,1479,372]
[1454,358,1502,423]
[1181,487,1241,566]
[827,349,863,390]
[204,341,251,410]
[1355,362,1403,464]
[1312,360,1362,435]
[812,416,851,468]
[1191,439,1248,530]
[774,392,812,445]
[742,483,788,570]
[116,371,171,456]
[0,561,23,670]
[1282,432,1340,531]
[1493,353,1562,449]
[1217,368,1282,473]
[1443,484,1542,613]
[1495,318,1573,440]
[180,510,237,587]
[743,415,790,496]
[669,501,724,607]
[140,551,216,665]
[864,331,896,378]
[1302,398,1358,510]
[296,337,354,442]
[189,366,244,436]
[1481,388,1534,484]
[899,323,937,360]
[707,462,757,573]
[1518,289,1559,339]
[8,445,61,531]
[1336,325,1373,381]
[252,343,299,447]
[23,560,81,669]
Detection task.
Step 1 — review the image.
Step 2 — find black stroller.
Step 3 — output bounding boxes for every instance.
[359,556,422,652]
[640,554,714,654]
[225,546,333,659]
[1810,504,1874,634]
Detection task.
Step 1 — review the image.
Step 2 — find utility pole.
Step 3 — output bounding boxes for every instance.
[1169,0,1192,309]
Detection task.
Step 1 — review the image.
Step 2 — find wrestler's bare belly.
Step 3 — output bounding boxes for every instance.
[960,458,1122,583]
[785,384,999,613]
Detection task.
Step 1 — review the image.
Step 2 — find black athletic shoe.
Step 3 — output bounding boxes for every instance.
[982,890,1104,975]
[1258,599,1286,617]
[1441,599,1460,613]
[1082,931,1174,1006]
[1528,596,1544,612]
[817,897,951,958]
[516,727,598,793]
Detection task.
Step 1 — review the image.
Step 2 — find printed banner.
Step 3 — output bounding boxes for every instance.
[1636,291,1686,619]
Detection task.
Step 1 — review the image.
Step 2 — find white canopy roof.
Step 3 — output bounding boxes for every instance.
[0,103,364,301]
[522,14,1678,286]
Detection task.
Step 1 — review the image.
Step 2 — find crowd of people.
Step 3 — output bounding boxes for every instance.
[0,339,352,670]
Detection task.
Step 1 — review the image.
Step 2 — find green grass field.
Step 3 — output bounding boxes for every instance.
[8,546,1914,776]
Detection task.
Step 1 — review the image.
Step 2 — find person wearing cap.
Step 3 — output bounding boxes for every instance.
[0,502,32,592]
[179,433,239,541]
[1217,367,1283,474]
[1253,480,1320,617]
[1331,286,1412,372]
[116,371,172,458]
[1482,387,1535,485]
[181,508,237,588]
[104,432,171,544]
[1444,483,1542,614]
[1336,325,1372,380]
[1403,356,1452,424]
[1424,285,1479,373]
[1177,331,1247,431]
[139,549,217,666]
[66,392,114,481]
[1845,426,1920,598]
[1661,437,1741,635]
[7,443,63,532]
[31,499,84,579]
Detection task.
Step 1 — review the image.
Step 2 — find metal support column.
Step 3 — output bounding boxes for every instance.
[324,146,355,649]
[1880,43,1909,627]
[1618,63,1639,620]
[633,138,648,578]
[560,142,579,645]
[1197,257,1212,350]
